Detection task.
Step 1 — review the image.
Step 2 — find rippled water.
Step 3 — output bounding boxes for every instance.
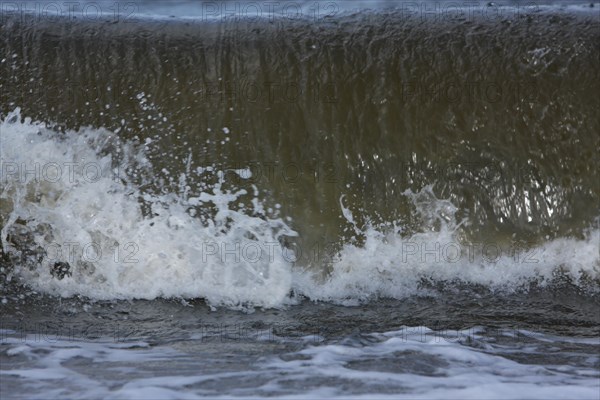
[2,292,599,399]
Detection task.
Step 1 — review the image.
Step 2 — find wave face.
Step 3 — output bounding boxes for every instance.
[1,10,599,307]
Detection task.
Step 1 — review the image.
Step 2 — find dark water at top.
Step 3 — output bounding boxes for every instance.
[1,6,599,247]
[0,0,597,290]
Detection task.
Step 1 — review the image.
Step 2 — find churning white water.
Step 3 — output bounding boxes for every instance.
[1,109,599,309]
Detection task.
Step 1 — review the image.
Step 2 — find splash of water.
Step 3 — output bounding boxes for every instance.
[1,110,598,308]
[1,109,296,309]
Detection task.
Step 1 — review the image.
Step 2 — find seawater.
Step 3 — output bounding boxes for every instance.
[1,3,599,399]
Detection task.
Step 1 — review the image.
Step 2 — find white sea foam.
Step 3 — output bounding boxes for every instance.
[294,195,600,303]
[1,110,598,307]
[257,327,600,399]
[1,109,295,308]
[1,326,598,399]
